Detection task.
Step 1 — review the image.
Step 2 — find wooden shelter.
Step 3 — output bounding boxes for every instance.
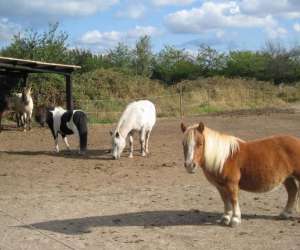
[0,56,81,110]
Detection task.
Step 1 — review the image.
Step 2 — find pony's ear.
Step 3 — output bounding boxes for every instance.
[197,122,205,133]
[115,132,120,138]
[181,123,187,133]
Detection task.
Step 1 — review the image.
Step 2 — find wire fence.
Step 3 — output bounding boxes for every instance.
[75,85,296,123]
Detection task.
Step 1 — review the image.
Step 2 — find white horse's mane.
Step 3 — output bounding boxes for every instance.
[187,125,243,173]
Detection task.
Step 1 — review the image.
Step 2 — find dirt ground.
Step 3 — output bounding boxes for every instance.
[0,112,300,250]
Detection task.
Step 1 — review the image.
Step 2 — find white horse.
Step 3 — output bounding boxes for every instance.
[110,100,156,159]
[10,86,34,131]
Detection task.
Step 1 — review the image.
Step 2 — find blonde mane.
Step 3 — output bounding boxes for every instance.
[203,127,242,173]
[185,125,243,174]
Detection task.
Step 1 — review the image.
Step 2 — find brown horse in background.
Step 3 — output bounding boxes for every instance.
[181,122,300,227]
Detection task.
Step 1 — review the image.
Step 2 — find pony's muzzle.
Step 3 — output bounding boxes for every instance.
[184,162,197,173]
[113,155,120,160]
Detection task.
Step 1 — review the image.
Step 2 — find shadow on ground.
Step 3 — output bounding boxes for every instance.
[20,210,285,235]
[0,149,113,160]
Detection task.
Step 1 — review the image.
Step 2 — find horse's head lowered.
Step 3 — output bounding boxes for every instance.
[110,130,126,159]
[35,106,50,127]
[181,122,205,173]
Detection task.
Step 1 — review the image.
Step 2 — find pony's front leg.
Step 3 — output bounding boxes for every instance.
[28,111,32,130]
[217,187,233,225]
[22,113,27,131]
[54,136,60,153]
[62,135,71,151]
[16,113,20,127]
[140,129,146,157]
[129,132,133,158]
[227,183,241,227]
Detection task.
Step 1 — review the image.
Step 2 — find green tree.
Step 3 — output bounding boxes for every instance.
[196,45,227,76]
[1,22,69,63]
[67,48,108,73]
[225,51,268,80]
[152,46,198,84]
[134,35,153,77]
[106,43,134,73]
[262,41,300,84]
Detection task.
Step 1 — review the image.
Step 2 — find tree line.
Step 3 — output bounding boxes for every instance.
[1,23,300,85]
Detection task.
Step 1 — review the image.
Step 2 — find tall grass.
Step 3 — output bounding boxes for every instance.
[29,69,300,123]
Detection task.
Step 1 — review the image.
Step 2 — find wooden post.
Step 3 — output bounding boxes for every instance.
[66,74,73,110]
[22,73,28,87]
[179,82,183,119]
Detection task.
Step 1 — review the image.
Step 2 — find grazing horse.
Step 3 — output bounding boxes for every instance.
[35,106,88,154]
[110,100,156,159]
[181,122,300,227]
[10,86,34,131]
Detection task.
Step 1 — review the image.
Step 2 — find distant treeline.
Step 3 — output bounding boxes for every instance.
[1,23,300,85]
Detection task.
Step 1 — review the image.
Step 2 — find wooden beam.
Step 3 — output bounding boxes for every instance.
[0,62,73,75]
[0,56,81,70]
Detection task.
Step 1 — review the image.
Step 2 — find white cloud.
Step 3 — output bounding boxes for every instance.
[165,1,287,39]
[0,0,119,17]
[116,3,146,19]
[266,26,288,39]
[293,23,300,32]
[127,26,161,39]
[151,0,195,6]
[240,0,300,19]
[80,30,122,47]
[79,26,160,49]
[166,2,273,31]
[0,18,21,42]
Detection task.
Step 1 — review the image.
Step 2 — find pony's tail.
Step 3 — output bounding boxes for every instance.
[78,112,88,153]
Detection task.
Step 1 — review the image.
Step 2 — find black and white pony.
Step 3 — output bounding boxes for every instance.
[35,106,88,154]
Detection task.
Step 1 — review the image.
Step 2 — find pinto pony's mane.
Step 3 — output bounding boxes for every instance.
[187,125,243,173]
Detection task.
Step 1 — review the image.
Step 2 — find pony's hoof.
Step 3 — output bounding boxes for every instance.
[230,217,241,227]
[141,152,146,157]
[220,215,231,226]
[128,154,133,158]
[279,211,293,219]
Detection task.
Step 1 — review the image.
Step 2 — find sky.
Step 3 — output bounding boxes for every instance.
[0,0,300,53]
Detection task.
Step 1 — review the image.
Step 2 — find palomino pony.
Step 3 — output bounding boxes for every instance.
[35,106,88,154]
[10,86,34,131]
[110,100,156,159]
[181,122,300,227]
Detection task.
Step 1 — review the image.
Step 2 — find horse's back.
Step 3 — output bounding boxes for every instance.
[122,100,156,130]
[238,135,300,191]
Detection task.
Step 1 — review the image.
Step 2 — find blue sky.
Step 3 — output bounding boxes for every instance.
[0,0,300,53]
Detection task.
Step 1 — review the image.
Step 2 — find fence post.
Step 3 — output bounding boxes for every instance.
[179,82,183,119]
